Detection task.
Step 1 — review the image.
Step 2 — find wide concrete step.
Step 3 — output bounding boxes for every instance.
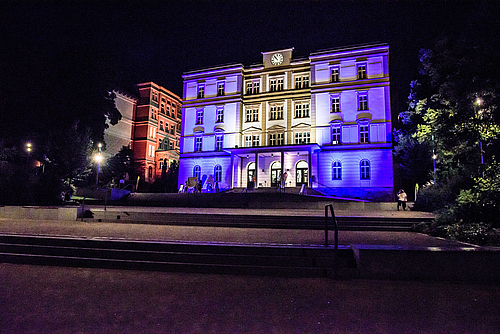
[0,234,357,278]
[85,211,429,231]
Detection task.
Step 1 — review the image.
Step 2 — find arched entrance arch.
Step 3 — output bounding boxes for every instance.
[296,160,308,186]
[270,161,282,187]
[247,162,255,187]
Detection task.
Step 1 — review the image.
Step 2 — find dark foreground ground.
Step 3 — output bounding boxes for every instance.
[2,263,500,333]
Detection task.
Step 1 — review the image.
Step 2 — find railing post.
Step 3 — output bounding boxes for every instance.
[324,205,329,247]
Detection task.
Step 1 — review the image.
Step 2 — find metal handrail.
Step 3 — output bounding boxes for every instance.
[324,204,338,250]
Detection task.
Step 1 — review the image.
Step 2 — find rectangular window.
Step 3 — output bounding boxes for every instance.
[152,91,158,102]
[246,82,253,95]
[277,133,284,145]
[252,108,259,122]
[161,103,165,114]
[195,137,202,152]
[357,65,367,80]
[295,104,302,118]
[331,68,339,82]
[332,126,341,144]
[159,121,164,131]
[217,83,225,96]
[197,85,205,98]
[270,79,276,92]
[252,135,260,147]
[295,75,309,89]
[196,110,204,124]
[216,108,224,123]
[295,77,302,89]
[270,105,283,120]
[294,132,302,144]
[245,135,252,147]
[253,82,259,94]
[358,94,368,110]
[331,97,340,113]
[360,124,369,143]
[269,133,276,146]
[170,125,175,135]
[277,78,283,91]
[215,134,223,151]
[303,103,309,117]
[295,102,309,118]
[246,109,252,122]
[303,131,310,143]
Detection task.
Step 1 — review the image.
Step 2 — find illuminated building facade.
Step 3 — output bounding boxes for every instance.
[104,90,137,158]
[179,44,393,200]
[133,82,182,182]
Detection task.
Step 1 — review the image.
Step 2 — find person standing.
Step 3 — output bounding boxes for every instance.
[397,189,407,211]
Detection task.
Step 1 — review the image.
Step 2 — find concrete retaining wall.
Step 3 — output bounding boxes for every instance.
[352,245,500,282]
[0,206,79,221]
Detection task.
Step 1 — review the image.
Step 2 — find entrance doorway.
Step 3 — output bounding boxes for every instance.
[247,162,255,189]
[296,160,308,186]
[270,161,282,187]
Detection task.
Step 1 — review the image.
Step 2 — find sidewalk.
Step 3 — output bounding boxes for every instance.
[0,205,450,249]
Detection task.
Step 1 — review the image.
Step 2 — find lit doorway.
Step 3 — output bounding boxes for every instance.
[270,161,282,187]
[296,160,308,186]
[247,162,255,188]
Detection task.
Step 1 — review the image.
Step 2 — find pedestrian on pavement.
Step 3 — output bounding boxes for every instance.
[397,189,407,211]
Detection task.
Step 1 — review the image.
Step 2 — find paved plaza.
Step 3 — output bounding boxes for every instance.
[1,206,499,333]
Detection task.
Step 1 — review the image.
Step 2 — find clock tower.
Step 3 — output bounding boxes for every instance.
[262,48,294,68]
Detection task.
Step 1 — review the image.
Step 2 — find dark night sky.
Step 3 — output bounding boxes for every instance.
[1,0,499,126]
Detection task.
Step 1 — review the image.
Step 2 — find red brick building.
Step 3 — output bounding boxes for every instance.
[132,82,182,182]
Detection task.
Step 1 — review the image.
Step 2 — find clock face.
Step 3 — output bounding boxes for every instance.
[270,53,284,66]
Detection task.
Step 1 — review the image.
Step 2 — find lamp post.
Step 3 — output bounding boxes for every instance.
[475,98,484,177]
[26,142,32,167]
[95,143,102,185]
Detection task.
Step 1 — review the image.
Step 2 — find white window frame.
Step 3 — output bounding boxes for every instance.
[196,109,204,124]
[216,107,224,123]
[358,93,368,111]
[331,124,341,145]
[332,161,342,180]
[360,159,370,180]
[217,82,225,96]
[215,133,223,151]
[214,165,222,182]
[245,135,252,147]
[331,67,340,82]
[195,136,202,152]
[331,95,340,113]
[360,123,369,143]
[357,64,367,80]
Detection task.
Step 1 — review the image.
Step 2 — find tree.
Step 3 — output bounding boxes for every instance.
[396,29,500,230]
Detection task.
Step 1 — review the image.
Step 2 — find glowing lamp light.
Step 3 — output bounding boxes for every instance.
[26,143,32,152]
[94,154,103,163]
[476,97,482,106]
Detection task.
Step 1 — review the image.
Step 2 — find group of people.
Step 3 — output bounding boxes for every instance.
[397,189,407,211]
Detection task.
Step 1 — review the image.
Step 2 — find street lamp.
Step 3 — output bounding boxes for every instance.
[475,97,484,177]
[26,142,32,167]
[95,143,102,185]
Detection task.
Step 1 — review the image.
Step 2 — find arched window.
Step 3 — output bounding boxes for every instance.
[332,161,342,180]
[360,159,370,180]
[193,165,201,180]
[214,165,222,183]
